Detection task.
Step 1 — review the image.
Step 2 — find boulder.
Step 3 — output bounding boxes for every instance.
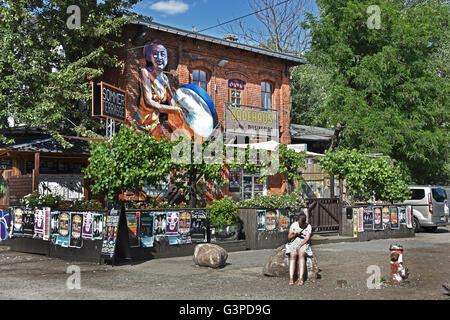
[263,245,317,280]
[193,243,228,268]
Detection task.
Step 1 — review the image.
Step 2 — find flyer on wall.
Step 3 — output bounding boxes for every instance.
[373,207,383,230]
[166,211,179,236]
[390,206,399,229]
[92,213,104,240]
[69,213,83,248]
[101,214,119,257]
[34,208,45,238]
[153,212,167,240]
[357,207,364,232]
[256,209,266,231]
[382,206,391,227]
[42,207,51,241]
[352,208,358,237]
[277,209,289,232]
[82,212,94,239]
[126,211,140,247]
[406,206,413,229]
[179,211,191,235]
[56,212,70,247]
[50,211,60,237]
[363,207,374,230]
[139,211,154,248]
[22,208,35,236]
[265,210,277,231]
[190,210,207,243]
[12,207,24,235]
[399,207,407,225]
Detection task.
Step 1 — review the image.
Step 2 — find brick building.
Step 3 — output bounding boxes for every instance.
[98,20,306,202]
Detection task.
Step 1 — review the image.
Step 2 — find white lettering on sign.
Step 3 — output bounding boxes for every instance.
[102,86,125,119]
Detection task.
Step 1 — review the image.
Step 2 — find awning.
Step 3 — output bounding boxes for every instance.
[224,141,325,157]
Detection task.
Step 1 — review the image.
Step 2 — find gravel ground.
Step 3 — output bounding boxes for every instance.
[0,227,449,300]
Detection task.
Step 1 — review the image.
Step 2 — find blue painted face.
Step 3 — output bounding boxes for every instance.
[150,44,168,71]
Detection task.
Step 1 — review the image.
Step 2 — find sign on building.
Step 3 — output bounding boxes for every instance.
[91,81,127,122]
[225,105,278,138]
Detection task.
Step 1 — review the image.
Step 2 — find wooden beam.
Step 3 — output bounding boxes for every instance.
[33,152,40,191]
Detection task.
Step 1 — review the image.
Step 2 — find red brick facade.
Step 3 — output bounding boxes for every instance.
[101,22,303,197]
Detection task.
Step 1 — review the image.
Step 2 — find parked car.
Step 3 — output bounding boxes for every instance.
[403,186,449,232]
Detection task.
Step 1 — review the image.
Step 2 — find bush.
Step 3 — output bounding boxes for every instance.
[20,192,102,211]
[206,196,239,227]
[238,190,306,209]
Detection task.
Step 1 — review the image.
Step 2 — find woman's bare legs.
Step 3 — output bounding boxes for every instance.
[289,254,297,285]
[297,247,306,285]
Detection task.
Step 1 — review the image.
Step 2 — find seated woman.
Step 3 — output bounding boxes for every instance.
[285,213,313,286]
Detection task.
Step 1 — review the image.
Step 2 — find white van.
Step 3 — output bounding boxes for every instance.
[403,186,449,232]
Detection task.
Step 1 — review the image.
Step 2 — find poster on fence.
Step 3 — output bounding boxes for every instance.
[382,206,390,227]
[399,207,407,225]
[101,209,120,259]
[50,212,60,237]
[357,207,364,232]
[139,211,154,247]
[12,207,24,235]
[56,212,70,247]
[0,209,9,241]
[352,208,358,237]
[406,206,413,229]
[92,213,104,240]
[277,210,289,231]
[126,212,140,248]
[153,212,167,240]
[82,212,93,239]
[22,209,35,236]
[34,208,45,238]
[363,207,374,230]
[265,210,277,231]
[43,207,51,241]
[190,210,207,243]
[166,211,179,236]
[390,206,399,229]
[69,213,83,248]
[373,207,383,230]
[179,211,191,235]
[256,209,266,231]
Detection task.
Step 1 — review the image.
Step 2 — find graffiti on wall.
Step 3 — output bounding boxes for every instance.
[134,39,216,140]
[0,209,9,241]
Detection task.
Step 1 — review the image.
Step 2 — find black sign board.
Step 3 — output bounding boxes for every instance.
[91,81,127,122]
[0,158,12,170]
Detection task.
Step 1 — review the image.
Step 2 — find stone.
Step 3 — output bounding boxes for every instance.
[193,243,228,268]
[263,245,317,279]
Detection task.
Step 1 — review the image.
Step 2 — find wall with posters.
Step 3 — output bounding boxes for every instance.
[341,205,415,241]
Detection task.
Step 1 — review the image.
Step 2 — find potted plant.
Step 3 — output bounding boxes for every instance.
[206,196,241,242]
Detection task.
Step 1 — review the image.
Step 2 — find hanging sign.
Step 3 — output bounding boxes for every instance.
[91,81,127,122]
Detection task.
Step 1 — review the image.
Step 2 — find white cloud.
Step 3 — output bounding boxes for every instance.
[150,0,190,15]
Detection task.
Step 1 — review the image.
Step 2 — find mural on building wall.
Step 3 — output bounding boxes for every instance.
[134,39,216,139]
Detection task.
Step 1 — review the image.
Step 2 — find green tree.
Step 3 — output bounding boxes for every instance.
[319,149,411,203]
[84,125,174,202]
[0,0,143,146]
[304,0,449,184]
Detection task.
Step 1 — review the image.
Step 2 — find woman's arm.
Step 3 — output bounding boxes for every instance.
[287,231,299,241]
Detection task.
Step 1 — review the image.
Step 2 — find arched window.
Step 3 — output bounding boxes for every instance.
[261,81,272,110]
[192,69,208,91]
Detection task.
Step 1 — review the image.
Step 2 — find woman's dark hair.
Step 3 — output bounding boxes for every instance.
[298,213,307,224]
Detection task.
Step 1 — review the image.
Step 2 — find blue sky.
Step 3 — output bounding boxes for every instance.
[132,0,319,40]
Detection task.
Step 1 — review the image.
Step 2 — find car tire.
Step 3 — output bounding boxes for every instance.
[413,217,421,233]
[428,226,438,233]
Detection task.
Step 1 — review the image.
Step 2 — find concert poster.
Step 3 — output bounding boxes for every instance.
[179,211,191,235]
[277,209,289,232]
[357,207,364,232]
[92,213,104,240]
[82,212,94,239]
[190,210,207,243]
[153,212,167,239]
[390,206,399,229]
[363,207,374,230]
[166,211,179,236]
[382,206,391,227]
[34,208,45,237]
[56,212,70,247]
[42,207,51,241]
[139,211,154,248]
[126,211,140,248]
[373,207,383,230]
[69,213,83,248]
[12,207,24,235]
[265,210,277,231]
[22,208,35,236]
[256,209,266,231]
[399,207,407,225]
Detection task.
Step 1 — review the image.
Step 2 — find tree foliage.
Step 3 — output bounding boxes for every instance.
[0,0,142,146]
[84,125,174,201]
[304,0,449,184]
[319,149,411,203]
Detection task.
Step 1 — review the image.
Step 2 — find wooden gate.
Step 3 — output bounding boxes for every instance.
[306,198,342,233]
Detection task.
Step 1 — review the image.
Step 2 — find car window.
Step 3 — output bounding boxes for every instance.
[410,189,425,200]
[432,188,447,202]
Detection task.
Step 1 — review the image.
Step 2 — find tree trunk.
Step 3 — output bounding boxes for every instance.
[328,122,344,152]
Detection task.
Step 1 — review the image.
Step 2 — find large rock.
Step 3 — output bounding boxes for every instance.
[263,245,317,280]
[193,243,228,268]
